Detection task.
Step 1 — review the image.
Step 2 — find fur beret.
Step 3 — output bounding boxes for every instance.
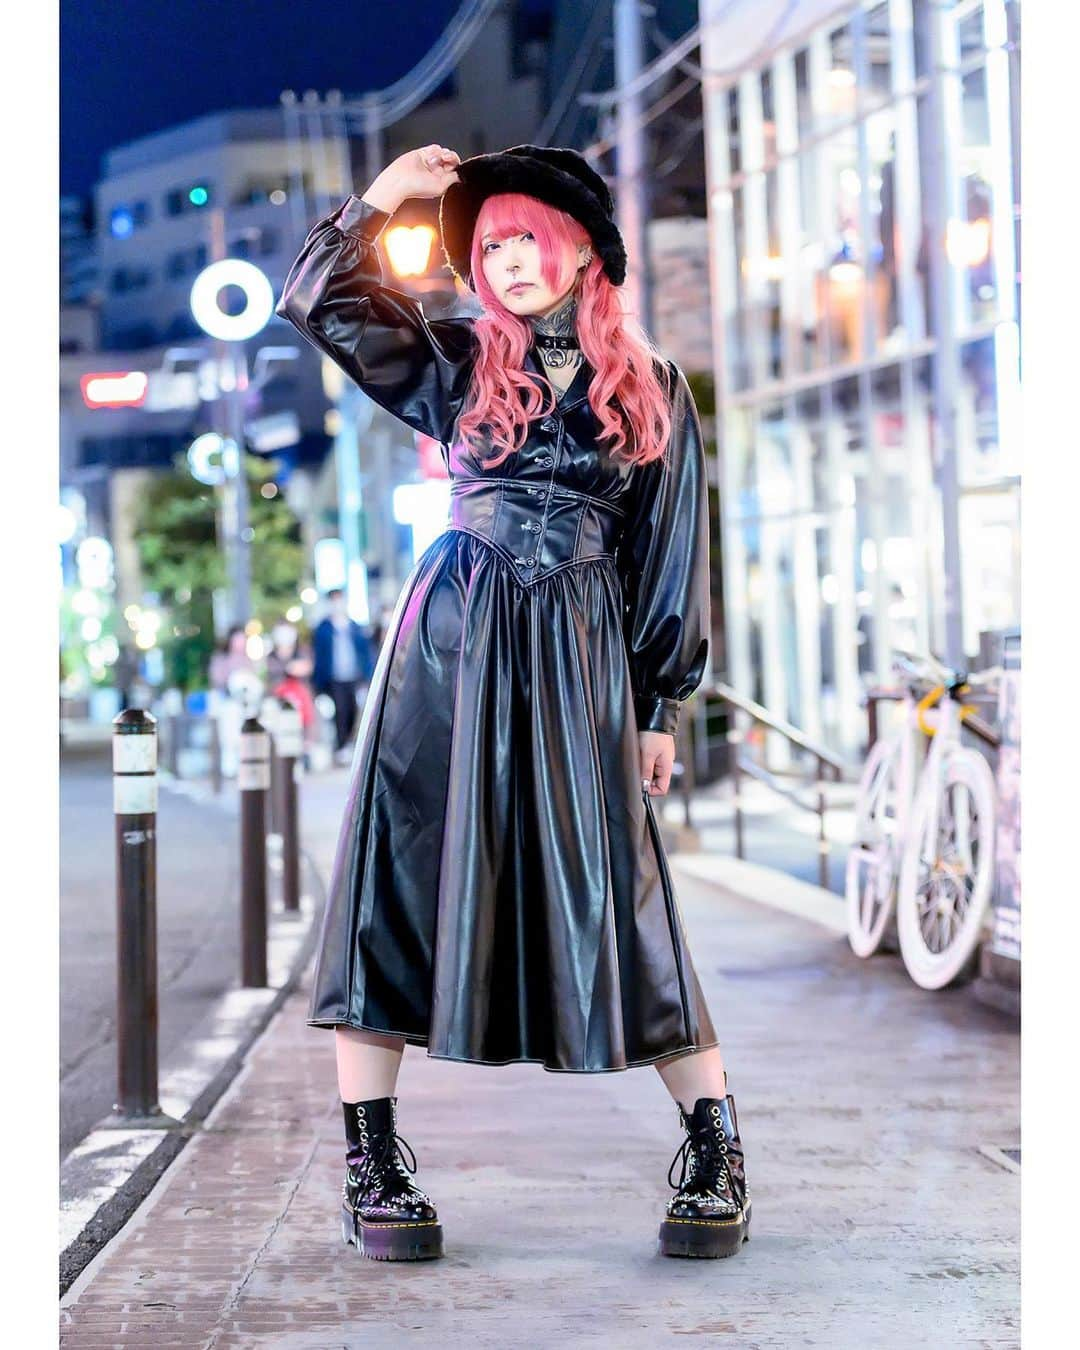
[439,144,627,290]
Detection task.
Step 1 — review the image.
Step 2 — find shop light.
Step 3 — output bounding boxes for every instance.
[80,616,102,642]
[300,587,318,605]
[286,605,303,623]
[393,480,452,557]
[135,630,156,650]
[71,589,99,617]
[384,224,436,277]
[76,537,114,589]
[945,217,992,268]
[81,371,148,409]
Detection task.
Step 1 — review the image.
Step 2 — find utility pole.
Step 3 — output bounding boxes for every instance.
[208,206,252,630]
[614,0,654,337]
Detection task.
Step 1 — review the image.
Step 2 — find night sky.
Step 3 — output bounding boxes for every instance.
[61,0,462,198]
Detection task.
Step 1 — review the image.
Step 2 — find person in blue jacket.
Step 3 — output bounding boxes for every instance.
[312,589,375,763]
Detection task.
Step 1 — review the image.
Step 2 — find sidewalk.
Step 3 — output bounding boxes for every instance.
[60,848,1020,1348]
[59,763,355,1289]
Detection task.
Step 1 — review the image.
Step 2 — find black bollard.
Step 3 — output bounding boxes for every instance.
[239,715,270,987]
[111,709,165,1121]
[209,716,223,795]
[274,697,304,913]
[262,697,284,840]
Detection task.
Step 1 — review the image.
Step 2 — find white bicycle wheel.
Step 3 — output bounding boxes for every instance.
[896,746,997,989]
[845,736,902,958]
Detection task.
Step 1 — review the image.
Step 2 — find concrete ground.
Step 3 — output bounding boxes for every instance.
[60,855,1019,1348]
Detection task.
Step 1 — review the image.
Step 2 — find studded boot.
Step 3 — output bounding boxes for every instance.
[658,1089,751,1258]
[340,1096,444,1261]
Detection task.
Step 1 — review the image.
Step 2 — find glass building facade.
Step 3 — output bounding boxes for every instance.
[701,0,1020,754]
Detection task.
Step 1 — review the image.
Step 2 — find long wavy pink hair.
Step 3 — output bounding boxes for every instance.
[455,192,672,472]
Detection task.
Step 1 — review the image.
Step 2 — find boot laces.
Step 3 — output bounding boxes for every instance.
[352,1129,418,1193]
[667,1116,737,1201]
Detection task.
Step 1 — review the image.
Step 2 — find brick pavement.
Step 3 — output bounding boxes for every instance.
[60,869,1020,1349]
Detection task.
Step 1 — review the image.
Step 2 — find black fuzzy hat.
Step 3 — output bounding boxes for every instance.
[439,144,627,290]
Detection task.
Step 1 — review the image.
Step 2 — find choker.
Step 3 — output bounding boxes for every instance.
[532,332,580,352]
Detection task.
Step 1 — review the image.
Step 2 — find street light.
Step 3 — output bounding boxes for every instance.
[383,224,437,277]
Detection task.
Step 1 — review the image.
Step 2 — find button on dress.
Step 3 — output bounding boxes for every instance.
[276,194,719,1072]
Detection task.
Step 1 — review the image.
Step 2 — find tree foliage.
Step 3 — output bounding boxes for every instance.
[132,453,306,690]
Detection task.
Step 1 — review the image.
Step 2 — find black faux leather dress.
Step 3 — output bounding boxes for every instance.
[276,194,719,1072]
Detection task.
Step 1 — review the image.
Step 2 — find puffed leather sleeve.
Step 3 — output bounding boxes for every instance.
[275,194,475,444]
[616,362,712,736]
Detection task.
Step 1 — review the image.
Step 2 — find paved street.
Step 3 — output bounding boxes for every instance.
[60,854,1019,1348]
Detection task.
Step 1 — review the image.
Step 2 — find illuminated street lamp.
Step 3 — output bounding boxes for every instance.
[384,223,437,277]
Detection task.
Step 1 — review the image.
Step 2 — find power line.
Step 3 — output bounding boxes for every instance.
[532,5,611,146]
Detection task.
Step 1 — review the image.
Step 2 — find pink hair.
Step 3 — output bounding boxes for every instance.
[455,192,672,471]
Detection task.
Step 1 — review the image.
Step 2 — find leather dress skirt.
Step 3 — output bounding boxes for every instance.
[277,192,720,1072]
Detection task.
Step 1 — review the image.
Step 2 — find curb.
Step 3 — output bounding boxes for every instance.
[58,850,325,1297]
[671,852,847,935]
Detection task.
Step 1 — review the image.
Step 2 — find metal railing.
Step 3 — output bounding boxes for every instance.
[673,675,1000,892]
[676,682,856,891]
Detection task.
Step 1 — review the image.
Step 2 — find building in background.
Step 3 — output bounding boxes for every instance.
[700,0,1020,753]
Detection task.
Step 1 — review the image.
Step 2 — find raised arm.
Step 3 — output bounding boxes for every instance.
[275,145,474,444]
[616,362,712,736]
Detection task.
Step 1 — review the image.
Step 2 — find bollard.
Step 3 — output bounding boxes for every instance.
[261,697,284,839]
[209,716,223,795]
[239,715,270,987]
[274,697,304,913]
[111,709,165,1122]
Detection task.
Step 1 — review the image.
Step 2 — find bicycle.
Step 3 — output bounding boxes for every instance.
[846,652,1000,989]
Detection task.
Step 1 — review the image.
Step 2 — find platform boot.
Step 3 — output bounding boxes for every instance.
[340,1095,444,1260]
[658,1088,751,1259]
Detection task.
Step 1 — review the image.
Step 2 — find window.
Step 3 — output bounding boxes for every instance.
[164,243,207,280]
[165,183,213,217]
[110,265,152,294]
[232,175,302,207]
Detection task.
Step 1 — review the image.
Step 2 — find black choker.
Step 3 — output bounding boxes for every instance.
[533,333,580,351]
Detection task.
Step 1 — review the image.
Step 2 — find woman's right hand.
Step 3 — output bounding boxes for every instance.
[363,145,462,213]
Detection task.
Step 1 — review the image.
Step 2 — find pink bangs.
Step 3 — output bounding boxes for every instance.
[455,191,672,473]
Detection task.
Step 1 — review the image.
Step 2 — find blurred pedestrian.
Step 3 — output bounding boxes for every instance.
[113,642,140,712]
[312,590,375,765]
[209,625,264,777]
[267,618,317,755]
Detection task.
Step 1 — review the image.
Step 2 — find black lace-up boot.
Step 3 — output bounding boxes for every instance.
[659,1091,751,1258]
[340,1096,444,1260]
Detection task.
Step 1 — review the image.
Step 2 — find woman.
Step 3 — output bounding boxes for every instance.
[276,143,750,1263]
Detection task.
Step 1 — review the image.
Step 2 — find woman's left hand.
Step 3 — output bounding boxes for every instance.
[639,731,675,795]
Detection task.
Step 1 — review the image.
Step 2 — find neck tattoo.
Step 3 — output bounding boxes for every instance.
[529,296,581,372]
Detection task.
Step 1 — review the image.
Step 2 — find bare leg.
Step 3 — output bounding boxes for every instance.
[335,1026,406,1100]
[654,1044,728,1113]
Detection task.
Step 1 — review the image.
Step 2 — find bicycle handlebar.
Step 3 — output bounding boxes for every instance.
[890,649,1002,696]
